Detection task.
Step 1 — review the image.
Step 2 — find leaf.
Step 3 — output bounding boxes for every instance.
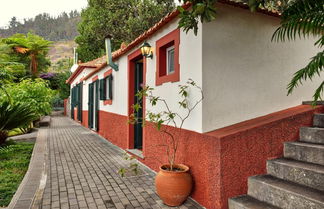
[118,168,126,177]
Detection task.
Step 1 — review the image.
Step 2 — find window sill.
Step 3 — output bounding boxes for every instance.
[156,73,180,86]
[126,149,144,159]
[104,100,112,105]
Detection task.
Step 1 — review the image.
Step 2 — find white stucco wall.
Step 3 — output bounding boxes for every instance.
[144,20,203,133]
[202,4,322,132]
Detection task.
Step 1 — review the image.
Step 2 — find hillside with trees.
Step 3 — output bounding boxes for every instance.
[0,11,80,41]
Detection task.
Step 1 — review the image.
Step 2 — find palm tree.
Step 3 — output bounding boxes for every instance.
[2,33,52,76]
[272,0,324,103]
[0,101,36,145]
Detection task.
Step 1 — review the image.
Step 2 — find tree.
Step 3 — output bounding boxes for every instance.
[76,0,175,62]
[2,33,52,76]
[0,43,26,83]
[271,0,324,103]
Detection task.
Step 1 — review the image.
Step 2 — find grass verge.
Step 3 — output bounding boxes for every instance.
[0,140,35,207]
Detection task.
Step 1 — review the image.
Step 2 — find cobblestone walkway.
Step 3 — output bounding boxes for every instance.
[40,116,202,209]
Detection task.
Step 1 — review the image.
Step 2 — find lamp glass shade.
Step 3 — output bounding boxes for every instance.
[141,41,152,58]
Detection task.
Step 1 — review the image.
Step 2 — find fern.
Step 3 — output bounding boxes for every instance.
[272,0,324,103]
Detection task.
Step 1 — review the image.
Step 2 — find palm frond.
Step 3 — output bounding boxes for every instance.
[312,81,324,105]
[287,50,324,95]
[272,0,324,42]
[0,101,37,131]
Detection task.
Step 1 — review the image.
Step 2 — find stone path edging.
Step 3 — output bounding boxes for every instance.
[7,128,48,209]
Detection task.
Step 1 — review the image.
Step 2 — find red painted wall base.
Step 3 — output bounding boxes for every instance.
[75,105,324,209]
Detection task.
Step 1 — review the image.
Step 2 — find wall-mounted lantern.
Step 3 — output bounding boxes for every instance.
[105,35,119,71]
[141,41,153,59]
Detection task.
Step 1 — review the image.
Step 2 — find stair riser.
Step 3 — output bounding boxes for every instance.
[228,200,247,209]
[248,178,324,209]
[313,114,324,128]
[229,196,280,209]
[300,127,324,144]
[284,143,324,166]
[267,161,324,191]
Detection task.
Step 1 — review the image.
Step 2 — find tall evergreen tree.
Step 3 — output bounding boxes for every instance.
[75,0,175,62]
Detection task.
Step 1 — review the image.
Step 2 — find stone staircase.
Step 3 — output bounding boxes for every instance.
[228,114,324,209]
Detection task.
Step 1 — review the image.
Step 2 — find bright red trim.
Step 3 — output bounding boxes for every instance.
[156,29,180,86]
[127,49,146,150]
[84,63,107,81]
[66,66,85,84]
[104,100,112,105]
[92,75,99,82]
[104,69,113,78]
[206,105,323,139]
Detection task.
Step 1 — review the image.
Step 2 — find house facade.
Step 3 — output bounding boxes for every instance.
[66,2,322,209]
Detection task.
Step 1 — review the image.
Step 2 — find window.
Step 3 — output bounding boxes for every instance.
[105,75,113,100]
[99,70,113,105]
[156,29,180,86]
[166,46,175,75]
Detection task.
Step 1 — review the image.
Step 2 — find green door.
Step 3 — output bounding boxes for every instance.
[134,60,143,149]
[88,83,94,128]
[77,83,83,122]
[94,80,100,131]
[88,81,99,131]
[71,86,76,119]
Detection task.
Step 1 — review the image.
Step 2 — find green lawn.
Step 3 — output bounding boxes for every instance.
[0,140,35,207]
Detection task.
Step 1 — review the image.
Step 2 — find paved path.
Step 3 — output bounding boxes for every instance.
[40,116,202,209]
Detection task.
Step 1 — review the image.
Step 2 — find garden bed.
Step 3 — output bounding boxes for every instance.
[0,140,35,207]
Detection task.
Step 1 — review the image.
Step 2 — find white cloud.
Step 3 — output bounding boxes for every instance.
[0,0,88,28]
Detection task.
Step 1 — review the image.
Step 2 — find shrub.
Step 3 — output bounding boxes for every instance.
[0,101,37,145]
[1,78,55,117]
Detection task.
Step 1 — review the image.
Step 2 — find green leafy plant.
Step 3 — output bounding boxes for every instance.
[271,0,324,104]
[129,79,203,171]
[1,78,56,117]
[0,101,37,145]
[118,153,140,177]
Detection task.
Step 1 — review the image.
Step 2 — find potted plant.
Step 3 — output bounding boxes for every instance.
[123,79,203,206]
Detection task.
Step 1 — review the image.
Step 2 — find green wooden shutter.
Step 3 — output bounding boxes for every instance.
[108,75,113,100]
[88,83,94,128]
[99,79,106,100]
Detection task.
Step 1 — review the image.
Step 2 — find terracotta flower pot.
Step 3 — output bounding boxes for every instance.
[155,164,193,206]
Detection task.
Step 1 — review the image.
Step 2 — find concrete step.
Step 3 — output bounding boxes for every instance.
[248,175,324,209]
[300,127,324,144]
[284,142,324,166]
[38,116,51,127]
[228,195,280,209]
[313,114,324,128]
[267,158,324,191]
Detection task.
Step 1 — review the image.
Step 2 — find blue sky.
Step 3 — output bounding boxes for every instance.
[0,0,88,28]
